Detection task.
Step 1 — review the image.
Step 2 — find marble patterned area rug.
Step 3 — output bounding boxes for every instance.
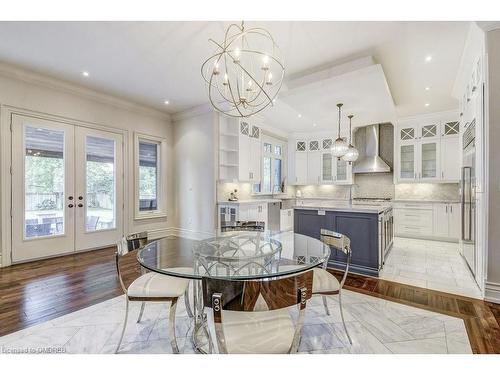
[0,289,472,354]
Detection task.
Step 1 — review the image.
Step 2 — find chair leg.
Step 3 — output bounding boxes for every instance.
[115,297,130,354]
[322,295,331,316]
[184,288,194,319]
[168,297,180,354]
[338,290,352,344]
[137,302,146,323]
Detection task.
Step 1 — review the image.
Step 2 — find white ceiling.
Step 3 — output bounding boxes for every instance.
[0,21,469,126]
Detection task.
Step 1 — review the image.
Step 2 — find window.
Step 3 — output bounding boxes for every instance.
[135,133,166,219]
[256,134,286,194]
[139,141,158,211]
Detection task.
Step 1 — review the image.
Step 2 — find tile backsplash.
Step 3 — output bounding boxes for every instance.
[395,183,460,201]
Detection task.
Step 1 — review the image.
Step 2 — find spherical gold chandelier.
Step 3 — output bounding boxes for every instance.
[201,21,285,118]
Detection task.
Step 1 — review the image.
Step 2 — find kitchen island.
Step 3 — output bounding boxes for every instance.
[294,203,393,277]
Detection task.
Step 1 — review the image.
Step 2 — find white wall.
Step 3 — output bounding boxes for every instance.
[172,110,217,238]
[486,28,500,301]
[0,63,175,266]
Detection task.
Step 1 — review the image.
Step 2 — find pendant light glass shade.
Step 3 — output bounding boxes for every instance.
[331,103,349,157]
[342,114,359,163]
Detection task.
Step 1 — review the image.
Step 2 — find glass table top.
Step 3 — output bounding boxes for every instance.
[137,231,339,280]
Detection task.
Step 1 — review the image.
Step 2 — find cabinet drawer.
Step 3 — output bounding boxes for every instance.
[395,209,432,224]
[395,223,433,236]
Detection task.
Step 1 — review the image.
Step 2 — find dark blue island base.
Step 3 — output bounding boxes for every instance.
[294,209,380,277]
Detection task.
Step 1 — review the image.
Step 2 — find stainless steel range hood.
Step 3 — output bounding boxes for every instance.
[353,124,391,173]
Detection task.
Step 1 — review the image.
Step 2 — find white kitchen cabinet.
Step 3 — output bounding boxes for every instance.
[335,157,352,184]
[398,142,417,181]
[238,202,267,228]
[294,139,308,185]
[440,136,460,181]
[280,209,294,231]
[432,203,460,240]
[396,111,460,183]
[238,122,261,182]
[394,202,460,241]
[307,140,321,184]
[419,139,440,181]
[321,152,334,183]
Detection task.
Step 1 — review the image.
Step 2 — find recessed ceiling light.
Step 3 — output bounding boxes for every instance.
[425,103,430,107]
[164,100,170,105]
[425,55,432,62]
[82,71,89,77]
[313,123,317,127]
[425,87,430,91]
[298,114,302,118]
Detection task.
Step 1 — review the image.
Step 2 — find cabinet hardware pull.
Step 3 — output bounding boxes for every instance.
[446,205,448,214]
[450,205,453,213]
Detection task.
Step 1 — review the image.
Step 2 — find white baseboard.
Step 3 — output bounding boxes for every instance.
[485,281,500,304]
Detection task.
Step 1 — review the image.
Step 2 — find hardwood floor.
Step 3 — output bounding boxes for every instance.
[1,246,499,353]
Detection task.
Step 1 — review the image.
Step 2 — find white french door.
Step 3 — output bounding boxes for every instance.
[11,115,123,262]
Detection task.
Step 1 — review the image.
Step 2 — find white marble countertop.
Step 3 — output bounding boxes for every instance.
[393,199,461,204]
[294,203,391,214]
[217,199,282,204]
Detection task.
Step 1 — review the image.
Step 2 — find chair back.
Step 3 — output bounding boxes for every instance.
[320,229,351,287]
[202,271,313,353]
[115,232,149,293]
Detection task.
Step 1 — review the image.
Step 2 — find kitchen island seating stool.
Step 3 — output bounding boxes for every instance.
[201,271,313,354]
[114,233,193,354]
[315,229,353,344]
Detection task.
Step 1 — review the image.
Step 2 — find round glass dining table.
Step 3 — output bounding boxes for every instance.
[136,230,338,353]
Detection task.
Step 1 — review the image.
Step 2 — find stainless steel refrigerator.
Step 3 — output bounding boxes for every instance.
[461,120,476,276]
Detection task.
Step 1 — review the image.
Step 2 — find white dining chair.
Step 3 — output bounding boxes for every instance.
[201,271,313,354]
[314,229,352,344]
[114,235,193,354]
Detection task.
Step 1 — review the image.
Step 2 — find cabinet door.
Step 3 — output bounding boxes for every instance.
[399,143,417,181]
[420,123,439,140]
[433,204,449,238]
[257,204,267,223]
[440,137,460,181]
[238,205,248,221]
[448,203,461,239]
[238,126,251,181]
[307,151,321,184]
[250,136,261,182]
[419,140,440,181]
[295,152,307,185]
[335,157,349,183]
[246,204,259,221]
[321,152,334,183]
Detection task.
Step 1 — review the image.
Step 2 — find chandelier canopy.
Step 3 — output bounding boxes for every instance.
[201,21,285,118]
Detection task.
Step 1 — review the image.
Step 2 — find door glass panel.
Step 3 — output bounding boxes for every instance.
[336,159,347,181]
[86,136,116,231]
[421,142,437,178]
[400,144,414,179]
[24,126,65,239]
[322,153,333,181]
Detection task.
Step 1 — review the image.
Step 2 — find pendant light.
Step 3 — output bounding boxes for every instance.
[342,114,360,164]
[331,103,349,158]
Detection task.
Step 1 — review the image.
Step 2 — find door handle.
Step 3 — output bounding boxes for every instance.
[68,196,74,200]
[78,196,83,200]
[68,204,74,208]
[78,203,83,208]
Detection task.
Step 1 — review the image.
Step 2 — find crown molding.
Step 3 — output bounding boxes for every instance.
[0,62,171,121]
[171,102,214,122]
[477,21,500,32]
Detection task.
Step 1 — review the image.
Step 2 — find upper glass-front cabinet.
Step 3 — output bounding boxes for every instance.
[400,127,416,141]
[420,141,440,180]
[421,124,438,139]
[399,143,415,180]
[443,121,460,136]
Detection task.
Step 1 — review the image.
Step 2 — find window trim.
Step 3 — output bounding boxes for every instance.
[259,134,286,194]
[134,132,167,220]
